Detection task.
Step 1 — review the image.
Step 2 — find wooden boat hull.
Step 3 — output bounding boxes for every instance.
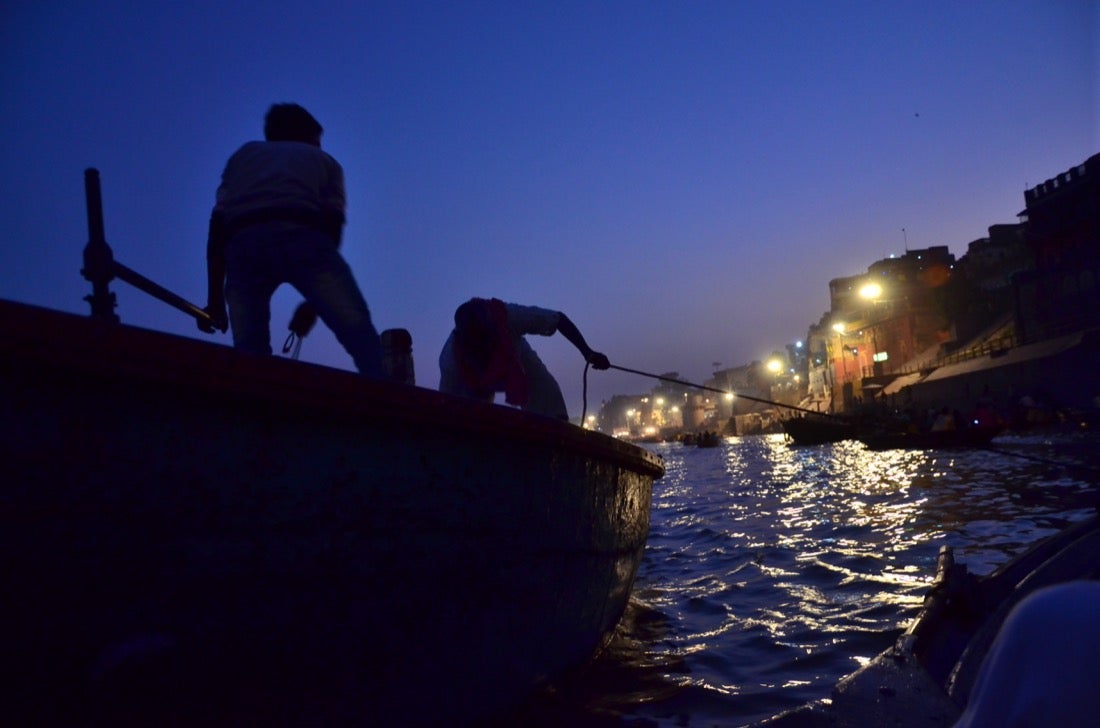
[0,299,663,726]
[858,426,1003,451]
[780,416,856,445]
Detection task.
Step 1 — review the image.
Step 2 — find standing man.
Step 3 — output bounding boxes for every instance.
[439,298,611,420]
[200,103,384,378]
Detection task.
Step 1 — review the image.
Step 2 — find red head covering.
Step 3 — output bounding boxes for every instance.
[453,298,529,407]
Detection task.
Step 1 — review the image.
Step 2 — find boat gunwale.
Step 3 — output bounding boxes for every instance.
[0,298,664,477]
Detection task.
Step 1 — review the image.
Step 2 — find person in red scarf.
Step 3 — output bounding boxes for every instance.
[438,298,610,420]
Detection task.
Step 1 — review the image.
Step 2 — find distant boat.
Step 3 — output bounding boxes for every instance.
[0,298,664,726]
[858,425,1003,451]
[695,431,722,448]
[780,414,856,445]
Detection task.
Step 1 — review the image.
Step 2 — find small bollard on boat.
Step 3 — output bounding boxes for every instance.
[0,170,664,727]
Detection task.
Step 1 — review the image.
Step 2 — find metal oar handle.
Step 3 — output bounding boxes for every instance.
[81,167,218,329]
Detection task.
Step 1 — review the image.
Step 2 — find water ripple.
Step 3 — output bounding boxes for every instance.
[503,430,1099,727]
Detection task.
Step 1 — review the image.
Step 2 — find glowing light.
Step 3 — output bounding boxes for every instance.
[859,282,883,299]
[724,392,735,401]
[832,322,846,334]
[767,359,782,373]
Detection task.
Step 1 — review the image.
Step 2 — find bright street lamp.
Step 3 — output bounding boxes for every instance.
[859,282,883,300]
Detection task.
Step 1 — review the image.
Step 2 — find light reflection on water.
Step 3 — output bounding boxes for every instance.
[500,430,1098,727]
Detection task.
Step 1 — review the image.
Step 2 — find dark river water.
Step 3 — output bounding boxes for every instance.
[497,429,1100,727]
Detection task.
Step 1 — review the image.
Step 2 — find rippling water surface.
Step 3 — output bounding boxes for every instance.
[499,430,1099,727]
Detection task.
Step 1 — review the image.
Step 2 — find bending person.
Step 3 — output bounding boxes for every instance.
[438,298,610,420]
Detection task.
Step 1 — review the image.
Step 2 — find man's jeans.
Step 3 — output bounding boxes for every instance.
[224,223,384,377]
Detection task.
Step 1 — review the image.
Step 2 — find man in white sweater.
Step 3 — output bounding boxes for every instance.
[200,103,384,377]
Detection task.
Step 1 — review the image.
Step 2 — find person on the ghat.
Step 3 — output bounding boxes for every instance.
[438,298,610,420]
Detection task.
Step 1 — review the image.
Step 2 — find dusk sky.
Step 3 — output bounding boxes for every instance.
[2,2,1096,417]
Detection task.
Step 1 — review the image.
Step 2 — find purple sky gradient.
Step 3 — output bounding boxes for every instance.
[1,1,1096,416]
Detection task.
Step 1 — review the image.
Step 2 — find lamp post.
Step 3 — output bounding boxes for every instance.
[831,322,848,379]
[859,280,891,376]
[831,322,859,412]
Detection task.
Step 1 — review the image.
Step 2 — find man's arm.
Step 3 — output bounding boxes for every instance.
[556,313,610,369]
[199,210,229,333]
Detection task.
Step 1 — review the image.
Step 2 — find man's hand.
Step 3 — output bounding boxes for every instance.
[288,301,318,338]
[586,351,611,370]
[198,304,228,334]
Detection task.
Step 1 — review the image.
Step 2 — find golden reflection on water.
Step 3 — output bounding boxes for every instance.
[557,434,1099,726]
[517,435,1100,725]
[644,434,1091,672]
[760,436,951,549]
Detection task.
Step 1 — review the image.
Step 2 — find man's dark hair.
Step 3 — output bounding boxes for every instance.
[263,103,323,143]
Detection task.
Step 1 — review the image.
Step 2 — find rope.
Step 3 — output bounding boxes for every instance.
[581,362,590,426]
[282,331,303,360]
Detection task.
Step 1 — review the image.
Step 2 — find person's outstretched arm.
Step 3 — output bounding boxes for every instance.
[556,313,610,369]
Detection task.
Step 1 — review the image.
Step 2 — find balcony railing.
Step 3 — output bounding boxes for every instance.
[892,332,1018,376]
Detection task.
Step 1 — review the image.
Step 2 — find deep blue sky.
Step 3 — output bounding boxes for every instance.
[2,1,1096,416]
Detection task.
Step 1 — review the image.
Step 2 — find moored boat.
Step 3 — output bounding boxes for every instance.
[695,431,722,448]
[0,298,664,726]
[858,425,1004,451]
[780,414,856,445]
